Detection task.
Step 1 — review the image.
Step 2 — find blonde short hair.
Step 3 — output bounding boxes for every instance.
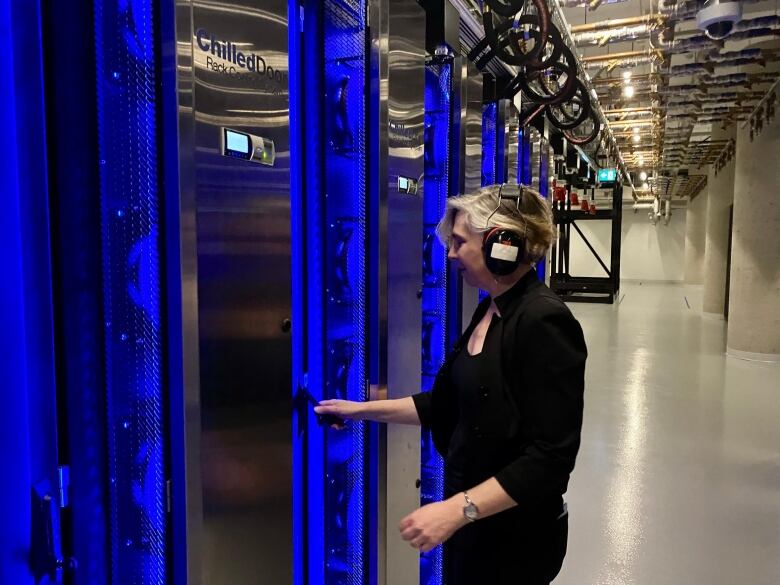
[437,184,555,263]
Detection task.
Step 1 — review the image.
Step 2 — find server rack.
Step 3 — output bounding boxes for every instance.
[518,125,554,283]
[420,49,463,585]
[293,1,426,584]
[293,1,374,582]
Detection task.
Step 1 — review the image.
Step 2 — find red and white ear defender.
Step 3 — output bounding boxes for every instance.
[482,184,529,276]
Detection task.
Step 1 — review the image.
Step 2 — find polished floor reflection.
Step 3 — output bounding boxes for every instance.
[556,282,780,585]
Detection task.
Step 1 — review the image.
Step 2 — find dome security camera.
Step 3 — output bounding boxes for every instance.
[697,0,743,40]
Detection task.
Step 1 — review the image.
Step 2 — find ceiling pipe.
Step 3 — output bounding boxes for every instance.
[587,55,658,71]
[556,0,631,7]
[573,24,653,46]
[608,119,657,127]
[581,49,665,66]
[603,106,656,115]
[570,14,665,33]
[592,73,661,85]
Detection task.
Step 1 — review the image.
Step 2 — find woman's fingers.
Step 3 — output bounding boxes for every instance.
[399,524,421,541]
[315,399,361,421]
[313,401,340,414]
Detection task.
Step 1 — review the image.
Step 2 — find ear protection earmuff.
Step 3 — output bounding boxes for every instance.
[482,184,529,276]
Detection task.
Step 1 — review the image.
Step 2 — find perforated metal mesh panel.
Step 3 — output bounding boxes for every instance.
[420,60,454,585]
[94,1,167,582]
[323,1,370,583]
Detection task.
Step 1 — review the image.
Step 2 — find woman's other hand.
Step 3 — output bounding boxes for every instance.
[398,499,467,553]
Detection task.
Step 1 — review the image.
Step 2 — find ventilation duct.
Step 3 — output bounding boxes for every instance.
[661,16,780,51]
[729,27,780,43]
[670,62,712,75]
[735,15,780,30]
[668,49,769,76]
[664,35,716,53]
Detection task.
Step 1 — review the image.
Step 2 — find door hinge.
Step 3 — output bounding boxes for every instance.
[166,479,172,514]
[57,466,70,509]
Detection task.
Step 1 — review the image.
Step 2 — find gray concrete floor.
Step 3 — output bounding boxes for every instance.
[556,282,780,585]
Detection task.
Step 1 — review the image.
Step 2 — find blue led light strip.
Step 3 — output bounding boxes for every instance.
[537,138,550,282]
[420,61,455,585]
[94,1,167,582]
[295,1,372,583]
[322,3,369,578]
[482,103,498,187]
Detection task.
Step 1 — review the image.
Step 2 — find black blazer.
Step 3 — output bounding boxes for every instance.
[412,269,587,511]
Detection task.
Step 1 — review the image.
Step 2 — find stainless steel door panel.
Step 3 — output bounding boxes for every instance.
[460,61,483,330]
[371,1,426,583]
[529,126,542,191]
[181,1,292,583]
[462,61,483,196]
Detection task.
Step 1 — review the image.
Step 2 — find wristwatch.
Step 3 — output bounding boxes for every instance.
[462,491,479,522]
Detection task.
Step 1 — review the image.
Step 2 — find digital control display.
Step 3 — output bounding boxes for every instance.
[221,127,275,166]
[223,129,252,160]
[397,175,418,195]
[598,168,617,183]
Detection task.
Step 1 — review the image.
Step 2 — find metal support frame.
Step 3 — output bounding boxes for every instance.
[550,177,623,304]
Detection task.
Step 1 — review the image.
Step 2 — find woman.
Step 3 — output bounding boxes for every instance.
[315,184,587,584]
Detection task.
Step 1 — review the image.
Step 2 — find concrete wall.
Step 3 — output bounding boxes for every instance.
[684,189,707,284]
[567,205,687,282]
[702,125,737,316]
[726,121,780,358]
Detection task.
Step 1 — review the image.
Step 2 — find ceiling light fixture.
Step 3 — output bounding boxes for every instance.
[623,85,635,99]
[639,171,648,181]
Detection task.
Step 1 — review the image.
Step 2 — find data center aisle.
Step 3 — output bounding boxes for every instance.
[557,282,780,585]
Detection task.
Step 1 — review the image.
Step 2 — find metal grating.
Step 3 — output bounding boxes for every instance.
[94,0,167,583]
[420,60,454,585]
[323,1,370,582]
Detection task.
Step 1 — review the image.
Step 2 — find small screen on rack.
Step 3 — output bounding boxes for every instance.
[226,130,250,154]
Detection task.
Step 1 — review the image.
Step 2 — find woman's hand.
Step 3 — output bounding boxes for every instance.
[398,498,467,553]
[314,399,366,428]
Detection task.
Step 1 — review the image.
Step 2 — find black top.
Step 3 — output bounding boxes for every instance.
[412,268,587,516]
[444,313,502,494]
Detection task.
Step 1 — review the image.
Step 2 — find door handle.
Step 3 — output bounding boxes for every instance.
[30,480,77,583]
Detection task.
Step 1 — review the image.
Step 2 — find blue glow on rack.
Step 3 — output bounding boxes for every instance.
[295,1,372,583]
[537,138,550,282]
[289,1,306,582]
[94,0,167,582]
[482,103,498,186]
[517,128,548,283]
[323,5,370,574]
[420,60,455,585]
